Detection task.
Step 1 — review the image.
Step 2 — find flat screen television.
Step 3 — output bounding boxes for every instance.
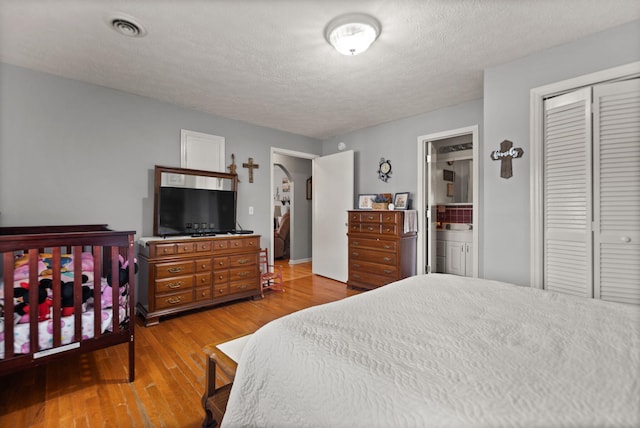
[157,186,237,236]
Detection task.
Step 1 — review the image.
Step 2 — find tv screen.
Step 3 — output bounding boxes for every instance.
[158,186,237,236]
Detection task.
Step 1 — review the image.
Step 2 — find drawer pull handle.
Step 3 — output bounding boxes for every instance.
[354,264,360,268]
[237,258,250,264]
[352,252,360,257]
[238,272,249,277]
[367,216,374,220]
[183,246,190,251]
[383,245,391,249]
[234,242,240,246]
[367,227,374,231]
[201,245,208,249]
[353,241,360,246]
[384,269,392,274]
[167,281,184,289]
[162,248,169,253]
[383,257,392,262]
[167,267,184,273]
[354,274,361,279]
[166,296,183,305]
[249,241,255,246]
[238,284,248,290]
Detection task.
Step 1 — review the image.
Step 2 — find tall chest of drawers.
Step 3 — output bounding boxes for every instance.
[347,210,416,290]
[137,235,261,326]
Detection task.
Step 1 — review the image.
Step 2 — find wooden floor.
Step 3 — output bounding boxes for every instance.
[0,261,360,427]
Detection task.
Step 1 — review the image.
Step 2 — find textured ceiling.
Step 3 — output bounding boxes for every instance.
[1,1,638,139]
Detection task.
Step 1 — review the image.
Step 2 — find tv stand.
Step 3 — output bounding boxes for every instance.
[137,234,261,326]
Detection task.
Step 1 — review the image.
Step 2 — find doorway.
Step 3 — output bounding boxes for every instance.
[416,125,479,276]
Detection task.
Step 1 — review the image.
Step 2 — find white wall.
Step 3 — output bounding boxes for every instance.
[483,20,640,285]
[0,63,321,247]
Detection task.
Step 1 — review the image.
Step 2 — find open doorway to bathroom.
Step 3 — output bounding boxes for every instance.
[416,126,479,277]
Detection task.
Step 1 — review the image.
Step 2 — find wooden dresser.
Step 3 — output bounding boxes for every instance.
[347,210,417,290]
[137,235,261,326]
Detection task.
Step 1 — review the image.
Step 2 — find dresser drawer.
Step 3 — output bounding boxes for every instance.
[155,275,194,294]
[154,243,177,257]
[213,239,230,251]
[213,256,229,269]
[349,223,361,233]
[360,223,382,234]
[381,224,398,235]
[155,290,193,310]
[229,280,258,294]
[350,237,397,252]
[359,212,382,223]
[195,272,212,287]
[196,258,212,272]
[213,270,229,284]
[348,271,393,288]
[229,267,257,282]
[154,260,195,279]
[229,253,256,267]
[214,283,229,297]
[195,286,212,301]
[381,212,401,224]
[177,242,196,254]
[349,248,396,265]
[350,259,397,277]
[195,241,213,252]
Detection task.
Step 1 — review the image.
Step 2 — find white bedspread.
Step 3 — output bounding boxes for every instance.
[222,274,640,428]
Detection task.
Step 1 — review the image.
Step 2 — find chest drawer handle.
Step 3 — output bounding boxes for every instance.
[167,281,184,289]
[237,258,250,264]
[383,257,392,262]
[384,269,392,274]
[353,274,361,279]
[166,296,183,305]
[201,264,207,269]
[367,226,375,231]
[248,241,255,246]
[162,248,169,253]
[200,277,208,283]
[218,288,225,294]
[383,245,392,249]
[353,241,360,246]
[352,252,360,257]
[219,261,225,266]
[366,216,375,220]
[238,271,249,277]
[353,263,361,268]
[238,284,248,290]
[167,267,184,273]
[182,246,190,251]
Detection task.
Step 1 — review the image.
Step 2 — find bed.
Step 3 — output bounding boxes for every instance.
[216,274,640,427]
[0,224,135,382]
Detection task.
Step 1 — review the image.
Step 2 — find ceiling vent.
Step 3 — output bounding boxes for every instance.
[111,17,146,37]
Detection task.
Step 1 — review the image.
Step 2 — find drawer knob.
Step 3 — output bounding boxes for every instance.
[367,227,374,231]
[249,241,255,246]
[168,267,184,273]
[201,264,207,268]
[183,246,189,251]
[166,296,183,305]
[167,281,184,289]
[219,288,224,294]
[218,275,224,280]
[201,277,207,283]
[201,291,207,297]
[219,261,224,265]
[201,245,208,249]
[162,248,169,253]
[234,242,240,246]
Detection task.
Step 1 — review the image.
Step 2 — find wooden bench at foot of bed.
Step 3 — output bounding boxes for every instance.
[202,335,251,428]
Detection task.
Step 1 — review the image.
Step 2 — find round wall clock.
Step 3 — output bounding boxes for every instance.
[378,158,392,182]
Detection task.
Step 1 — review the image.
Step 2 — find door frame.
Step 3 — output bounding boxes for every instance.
[270,147,318,265]
[416,125,479,276]
[529,61,640,289]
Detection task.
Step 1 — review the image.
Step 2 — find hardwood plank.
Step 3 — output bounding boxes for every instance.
[0,262,360,426]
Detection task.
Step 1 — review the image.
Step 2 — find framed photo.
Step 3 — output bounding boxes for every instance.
[357,194,376,210]
[393,192,410,210]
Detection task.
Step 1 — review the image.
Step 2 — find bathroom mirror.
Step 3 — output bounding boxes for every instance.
[437,159,473,204]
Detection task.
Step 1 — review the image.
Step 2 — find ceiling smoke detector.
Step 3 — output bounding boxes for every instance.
[111,17,146,37]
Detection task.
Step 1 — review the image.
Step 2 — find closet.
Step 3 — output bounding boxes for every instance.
[543,78,639,304]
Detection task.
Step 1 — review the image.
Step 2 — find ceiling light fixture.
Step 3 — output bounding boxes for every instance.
[111,17,146,37]
[325,13,380,56]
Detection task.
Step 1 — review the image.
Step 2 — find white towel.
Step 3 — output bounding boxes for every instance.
[404,210,418,233]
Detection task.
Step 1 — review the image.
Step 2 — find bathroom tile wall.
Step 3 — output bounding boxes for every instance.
[437,205,472,225]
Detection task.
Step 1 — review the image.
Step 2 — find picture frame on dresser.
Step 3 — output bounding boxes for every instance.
[358,194,375,209]
[393,192,410,210]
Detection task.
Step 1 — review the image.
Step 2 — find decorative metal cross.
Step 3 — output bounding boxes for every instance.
[242,157,260,183]
[490,140,523,179]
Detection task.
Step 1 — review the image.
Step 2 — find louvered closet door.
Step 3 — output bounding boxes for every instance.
[543,88,592,297]
[593,79,640,304]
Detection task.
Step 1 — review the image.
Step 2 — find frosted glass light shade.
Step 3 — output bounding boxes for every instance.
[325,14,380,56]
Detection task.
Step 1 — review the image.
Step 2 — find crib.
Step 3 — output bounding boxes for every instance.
[0,224,135,382]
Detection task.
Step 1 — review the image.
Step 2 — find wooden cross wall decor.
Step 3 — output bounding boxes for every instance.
[490,140,523,179]
[242,157,260,183]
